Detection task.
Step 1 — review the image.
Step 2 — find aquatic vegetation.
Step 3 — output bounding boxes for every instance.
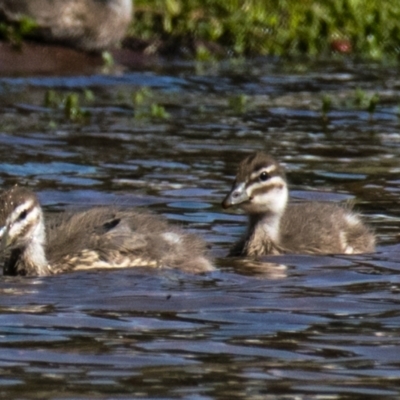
[132,87,170,120]
[367,93,379,118]
[228,94,249,114]
[43,87,169,124]
[318,88,381,121]
[354,87,368,108]
[351,88,380,116]
[64,93,89,121]
[321,94,332,121]
[101,51,115,73]
[44,90,91,122]
[44,89,62,109]
[149,103,170,119]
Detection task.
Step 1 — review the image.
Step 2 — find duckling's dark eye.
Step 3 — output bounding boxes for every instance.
[18,210,27,221]
[259,171,269,181]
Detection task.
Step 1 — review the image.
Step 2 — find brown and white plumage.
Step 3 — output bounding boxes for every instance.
[0,187,213,276]
[0,0,132,51]
[222,152,375,257]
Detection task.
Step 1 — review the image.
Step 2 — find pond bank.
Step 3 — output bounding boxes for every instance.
[0,41,157,76]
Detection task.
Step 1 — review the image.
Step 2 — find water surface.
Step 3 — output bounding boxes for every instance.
[0,59,399,399]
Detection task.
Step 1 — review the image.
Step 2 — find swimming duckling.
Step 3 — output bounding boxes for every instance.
[0,186,213,276]
[222,152,375,256]
[0,0,132,51]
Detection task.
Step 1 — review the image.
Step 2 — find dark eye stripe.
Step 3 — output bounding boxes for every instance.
[12,204,35,226]
[18,210,28,221]
[246,174,286,192]
[249,174,273,185]
[250,183,284,197]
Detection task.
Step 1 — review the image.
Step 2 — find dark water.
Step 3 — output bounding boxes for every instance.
[0,59,400,399]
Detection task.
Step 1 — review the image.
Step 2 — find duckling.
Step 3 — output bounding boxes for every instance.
[0,186,213,276]
[0,0,132,51]
[222,152,375,256]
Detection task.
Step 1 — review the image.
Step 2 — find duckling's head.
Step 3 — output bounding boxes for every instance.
[0,186,44,252]
[222,152,289,216]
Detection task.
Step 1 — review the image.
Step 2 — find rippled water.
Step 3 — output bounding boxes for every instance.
[0,59,400,399]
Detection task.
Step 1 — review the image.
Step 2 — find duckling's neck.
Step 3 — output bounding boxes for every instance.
[245,183,289,253]
[20,216,52,276]
[248,211,281,243]
[241,207,286,257]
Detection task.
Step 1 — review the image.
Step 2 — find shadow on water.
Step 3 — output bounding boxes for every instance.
[0,59,400,398]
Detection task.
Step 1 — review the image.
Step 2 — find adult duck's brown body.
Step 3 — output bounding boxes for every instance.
[0,0,132,51]
[0,187,213,276]
[222,152,375,256]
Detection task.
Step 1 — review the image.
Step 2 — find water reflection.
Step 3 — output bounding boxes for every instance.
[0,60,399,398]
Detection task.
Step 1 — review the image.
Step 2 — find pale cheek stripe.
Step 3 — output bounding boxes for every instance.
[247,176,286,193]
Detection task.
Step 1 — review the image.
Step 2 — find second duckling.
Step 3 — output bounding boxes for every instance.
[0,186,213,276]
